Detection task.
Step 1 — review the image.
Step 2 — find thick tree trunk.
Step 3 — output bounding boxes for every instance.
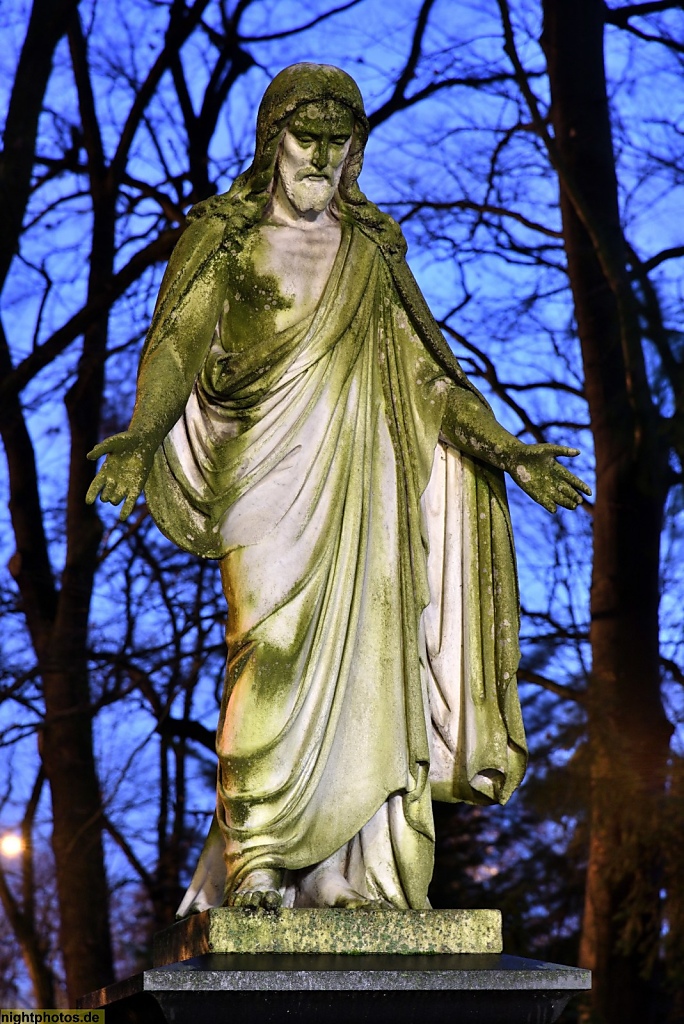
[0,0,82,290]
[3,2,214,999]
[541,2,671,1021]
[40,662,113,1001]
[2,314,115,1005]
[45,190,117,1005]
[2,302,115,1002]
[1,0,115,1003]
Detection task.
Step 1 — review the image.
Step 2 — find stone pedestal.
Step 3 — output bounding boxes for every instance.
[79,911,590,1023]
[80,952,590,1024]
[153,907,503,961]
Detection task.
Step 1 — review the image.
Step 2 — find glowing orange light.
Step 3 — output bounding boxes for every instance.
[0,833,24,857]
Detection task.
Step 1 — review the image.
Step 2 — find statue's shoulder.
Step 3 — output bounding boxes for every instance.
[341,210,407,262]
[180,194,234,252]
[186,191,235,225]
[151,197,236,323]
[166,193,241,273]
[184,184,266,253]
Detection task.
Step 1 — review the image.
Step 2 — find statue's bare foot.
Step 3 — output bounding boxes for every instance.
[330,890,386,910]
[226,869,283,911]
[310,870,387,910]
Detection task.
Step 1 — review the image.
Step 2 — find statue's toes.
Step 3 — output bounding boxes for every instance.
[242,890,262,909]
[261,889,282,911]
[225,884,282,911]
[229,890,257,908]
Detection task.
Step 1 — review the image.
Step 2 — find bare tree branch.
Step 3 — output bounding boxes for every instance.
[604,1,683,26]
[0,320,57,649]
[0,228,182,404]
[662,656,684,687]
[518,667,586,704]
[609,18,684,52]
[68,14,106,179]
[369,71,529,130]
[102,815,153,890]
[399,199,564,239]
[20,768,44,925]
[642,245,684,273]
[110,0,212,184]
[237,0,364,42]
[157,716,215,752]
[0,769,55,1007]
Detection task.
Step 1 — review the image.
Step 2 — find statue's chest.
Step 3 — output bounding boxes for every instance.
[226,224,340,337]
[256,231,338,320]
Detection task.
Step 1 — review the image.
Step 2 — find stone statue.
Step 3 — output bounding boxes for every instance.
[87,63,590,914]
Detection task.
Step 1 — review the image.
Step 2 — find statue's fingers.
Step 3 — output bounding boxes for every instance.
[85,474,106,505]
[558,467,592,495]
[120,492,138,521]
[558,481,582,505]
[542,444,580,459]
[537,492,557,514]
[556,492,580,510]
[109,484,126,507]
[100,478,119,505]
[558,477,580,495]
[87,433,132,461]
[87,442,110,462]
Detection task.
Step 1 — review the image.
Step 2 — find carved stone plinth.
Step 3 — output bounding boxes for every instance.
[153,907,503,963]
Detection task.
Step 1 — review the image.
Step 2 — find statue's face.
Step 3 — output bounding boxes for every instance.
[276,101,354,214]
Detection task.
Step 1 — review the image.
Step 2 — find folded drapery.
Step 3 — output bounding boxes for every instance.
[142,223,526,914]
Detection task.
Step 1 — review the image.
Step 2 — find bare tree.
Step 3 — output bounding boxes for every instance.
[537,4,680,1019]
[387,2,683,1018]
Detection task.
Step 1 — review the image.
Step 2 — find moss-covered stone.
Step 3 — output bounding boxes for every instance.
[153,907,503,965]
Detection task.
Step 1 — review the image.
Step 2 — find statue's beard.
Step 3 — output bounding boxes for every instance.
[277,162,341,214]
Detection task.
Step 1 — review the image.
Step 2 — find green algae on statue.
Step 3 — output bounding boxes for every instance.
[87,62,591,914]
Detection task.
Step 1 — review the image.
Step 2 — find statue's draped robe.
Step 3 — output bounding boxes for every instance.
[143,222,527,912]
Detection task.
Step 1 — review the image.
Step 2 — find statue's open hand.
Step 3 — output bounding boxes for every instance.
[509,444,592,513]
[86,432,154,521]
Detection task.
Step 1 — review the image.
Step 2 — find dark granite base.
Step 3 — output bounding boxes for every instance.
[79,953,591,1024]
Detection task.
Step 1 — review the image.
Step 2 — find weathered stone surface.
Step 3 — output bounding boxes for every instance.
[153,907,503,965]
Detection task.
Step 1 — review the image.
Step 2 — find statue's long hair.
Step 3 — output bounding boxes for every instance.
[187,63,407,257]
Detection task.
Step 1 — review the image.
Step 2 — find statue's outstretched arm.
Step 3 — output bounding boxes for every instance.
[86,216,229,520]
[441,386,591,513]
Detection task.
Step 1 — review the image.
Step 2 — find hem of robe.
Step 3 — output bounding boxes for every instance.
[177,780,434,916]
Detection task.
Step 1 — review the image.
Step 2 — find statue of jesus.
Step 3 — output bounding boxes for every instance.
[87,63,589,914]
